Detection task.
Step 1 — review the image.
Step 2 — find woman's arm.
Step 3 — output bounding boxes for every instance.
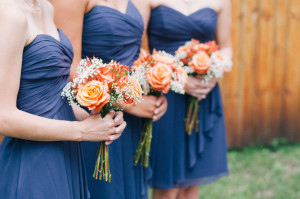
[0,6,125,143]
[216,0,233,58]
[50,0,87,79]
[72,103,89,121]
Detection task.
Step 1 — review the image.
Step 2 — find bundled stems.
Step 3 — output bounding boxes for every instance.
[134,118,153,167]
[93,141,111,182]
[91,109,111,182]
[185,96,199,135]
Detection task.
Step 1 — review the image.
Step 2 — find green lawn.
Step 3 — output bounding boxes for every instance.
[198,142,300,199]
[149,141,300,199]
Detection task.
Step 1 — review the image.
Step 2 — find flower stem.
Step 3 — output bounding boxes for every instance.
[93,142,111,182]
[134,118,153,167]
[185,96,199,135]
[185,98,194,132]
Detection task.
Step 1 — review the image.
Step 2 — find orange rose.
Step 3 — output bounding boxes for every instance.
[153,52,175,65]
[176,45,192,54]
[146,62,172,93]
[193,43,210,52]
[95,65,115,86]
[188,51,211,74]
[152,52,177,71]
[176,65,188,81]
[118,76,143,104]
[76,80,110,113]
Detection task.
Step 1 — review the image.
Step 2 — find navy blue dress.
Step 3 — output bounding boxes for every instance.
[81,1,148,199]
[148,6,228,189]
[0,29,90,198]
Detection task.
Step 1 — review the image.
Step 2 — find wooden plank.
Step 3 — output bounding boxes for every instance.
[254,0,275,143]
[239,0,259,145]
[282,0,300,141]
[294,0,300,140]
[271,0,289,140]
[221,0,242,148]
[222,0,300,147]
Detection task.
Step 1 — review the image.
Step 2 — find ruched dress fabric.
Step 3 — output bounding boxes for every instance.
[81,1,149,199]
[0,29,90,199]
[148,6,229,189]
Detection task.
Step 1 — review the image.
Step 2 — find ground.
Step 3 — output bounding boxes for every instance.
[198,142,300,199]
[149,141,300,199]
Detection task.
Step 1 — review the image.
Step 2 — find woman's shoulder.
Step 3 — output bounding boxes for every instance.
[0,1,28,28]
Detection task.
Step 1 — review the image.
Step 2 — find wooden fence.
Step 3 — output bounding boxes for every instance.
[223,0,300,148]
[1,0,300,147]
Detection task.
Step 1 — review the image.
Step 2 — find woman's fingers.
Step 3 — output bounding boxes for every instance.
[105,140,113,145]
[114,111,123,122]
[197,95,206,101]
[153,97,168,121]
[115,121,127,134]
[113,111,124,126]
[156,95,165,107]
[106,110,115,117]
[105,121,127,145]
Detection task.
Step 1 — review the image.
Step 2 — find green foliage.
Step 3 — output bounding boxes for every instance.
[271,137,288,151]
[198,144,300,199]
[149,143,300,199]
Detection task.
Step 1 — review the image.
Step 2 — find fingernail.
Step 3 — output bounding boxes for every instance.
[153,116,156,121]
[154,109,158,114]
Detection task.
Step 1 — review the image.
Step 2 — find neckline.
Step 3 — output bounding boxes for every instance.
[87,1,131,16]
[154,6,217,17]
[25,28,62,49]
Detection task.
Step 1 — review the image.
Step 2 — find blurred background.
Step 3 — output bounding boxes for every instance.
[222,0,300,148]
[200,0,300,198]
[1,0,300,198]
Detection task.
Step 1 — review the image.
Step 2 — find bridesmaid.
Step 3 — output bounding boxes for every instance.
[51,0,168,198]
[0,0,127,198]
[134,0,232,198]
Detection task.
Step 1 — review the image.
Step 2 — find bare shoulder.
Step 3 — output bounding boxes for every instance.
[41,0,55,20]
[0,1,28,30]
[219,0,231,11]
[44,0,55,12]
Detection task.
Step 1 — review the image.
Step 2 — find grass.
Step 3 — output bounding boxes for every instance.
[149,141,300,199]
[198,142,300,199]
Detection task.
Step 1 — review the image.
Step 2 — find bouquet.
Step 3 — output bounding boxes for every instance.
[176,39,233,135]
[132,50,187,167]
[62,57,142,182]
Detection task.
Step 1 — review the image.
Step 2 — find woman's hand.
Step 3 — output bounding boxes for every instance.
[105,111,125,145]
[124,95,157,118]
[124,95,168,121]
[153,95,168,121]
[79,111,126,144]
[185,76,218,101]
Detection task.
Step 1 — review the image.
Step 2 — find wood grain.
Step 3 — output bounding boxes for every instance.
[224,0,300,147]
